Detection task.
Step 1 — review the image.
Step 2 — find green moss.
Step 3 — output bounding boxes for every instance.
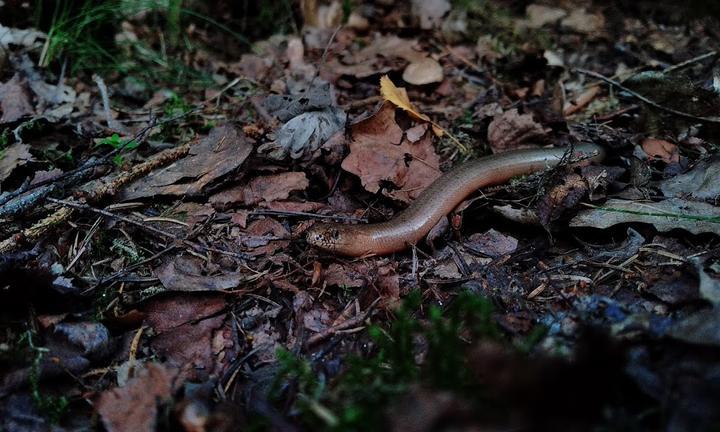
[269,291,500,431]
[20,331,70,424]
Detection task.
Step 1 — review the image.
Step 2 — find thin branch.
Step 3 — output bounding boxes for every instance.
[47,197,254,261]
[250,209,367,223]
[574,68,720,124]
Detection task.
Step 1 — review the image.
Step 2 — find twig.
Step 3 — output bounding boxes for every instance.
[663,51,717,74]
[306,298,380,346]
[250,209,367,223]
[0,106,200,212]
[574,68,720,124]
[93,74,127,133]
[46,197,254,261]
[90,244,177,290]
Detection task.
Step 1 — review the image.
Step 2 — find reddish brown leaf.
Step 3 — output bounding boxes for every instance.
[95,363,177,432]
[209,172,309,209]
[641,138,679,164]
[487,109,550,153]
[240,218,290,255]
[143,294,232,382]
[341,103,441,203]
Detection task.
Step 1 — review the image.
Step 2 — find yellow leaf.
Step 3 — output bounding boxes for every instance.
[380,75,431,123]
[379,75,468,149]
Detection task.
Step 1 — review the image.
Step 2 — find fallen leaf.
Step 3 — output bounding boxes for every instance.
[263,82,337,122]
[570,198,720,236]
[411,0,450,29]
[641,138,679,164]
[209,172,310,209]
[487,109,550,153]
[0,24,46,48]
[143,294,232,382]
[563,85,600,116]
[380,75,443,136]
[0,143,34,184]
[325,263,367,289]
[260,108,347,161]
[119,125,252,200]
[525,4,567,28]
[239,218,290,255]
[329,35,416,78]
[402,56,444,85]
[537,173,590,225]
[0,74,34,123]
[561,8,605,36]
[154,256,251,291]
[464,229,518,258]
[341,103,441,203]
[95,363,177,432]
[659,158,720,200]
[52,322,111,359]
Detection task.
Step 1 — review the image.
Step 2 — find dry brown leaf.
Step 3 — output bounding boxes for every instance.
[641,138,679,164]
[143,294,232,383]
[487,109,550,153]
[561,8,605,36]
[563,85,601,116]
[465,229,518,258]
[0,74,34,123]
[209,172,310,209]
[537,173,589,226]
[119,125,252,200]
[154,256,251,291]
[0,143,34,183]
[402,56,444,85]
[525,4,567,28]
[95,363,177,432]
[341,103,441,203]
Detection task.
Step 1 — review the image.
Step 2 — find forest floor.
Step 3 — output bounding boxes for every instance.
[1,1,720,431]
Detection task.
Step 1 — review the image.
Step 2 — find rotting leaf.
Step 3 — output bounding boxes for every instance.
[260,108,347,161]
[464,229,518,258]
[119,125,252,200]
[537,173,590,226]
[570,198,720,236]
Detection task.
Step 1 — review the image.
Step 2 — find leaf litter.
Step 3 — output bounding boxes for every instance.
[1,2,720,431]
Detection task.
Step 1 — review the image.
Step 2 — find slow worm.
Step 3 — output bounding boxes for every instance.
[306,143,605,256]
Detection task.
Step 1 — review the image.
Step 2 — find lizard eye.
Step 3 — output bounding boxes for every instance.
[331,229,340,239]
